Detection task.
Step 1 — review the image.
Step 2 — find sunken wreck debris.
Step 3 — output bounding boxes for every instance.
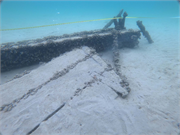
[1,28,141,72]
[113,11,128,30]
[0,47,130,134]
[121,12,128,29]
[137,20,154,43]
[112,29,131,97]
[103,9,124,29]
[103,9,128,30]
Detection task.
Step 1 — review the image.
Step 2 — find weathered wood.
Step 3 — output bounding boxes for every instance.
[113,11,128,30]
[0,47,129,135]
[103,9,123,29]
[112,29,131,93]
[1,28,141,72]
[137,20,153,43]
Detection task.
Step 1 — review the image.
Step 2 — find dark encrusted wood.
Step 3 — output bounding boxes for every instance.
[137,20,153,44]
[1,28,140,72]
[103,9,123,29]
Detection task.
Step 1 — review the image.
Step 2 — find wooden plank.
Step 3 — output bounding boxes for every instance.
[1,29,140,72]
[0,47,129,135]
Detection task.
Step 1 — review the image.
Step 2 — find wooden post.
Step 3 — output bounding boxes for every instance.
[103,9,123,29]
[137,20,153,43]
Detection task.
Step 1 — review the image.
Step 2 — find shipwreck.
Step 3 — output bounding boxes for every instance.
[0,9,153,135]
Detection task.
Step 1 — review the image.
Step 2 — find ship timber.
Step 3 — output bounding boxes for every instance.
[1,28,140,72]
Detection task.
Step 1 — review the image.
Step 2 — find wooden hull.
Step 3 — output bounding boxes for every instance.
[1,28,140,72]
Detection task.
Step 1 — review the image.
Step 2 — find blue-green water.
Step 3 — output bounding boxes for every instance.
[0,1,179,43]
[1,1,179,27]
